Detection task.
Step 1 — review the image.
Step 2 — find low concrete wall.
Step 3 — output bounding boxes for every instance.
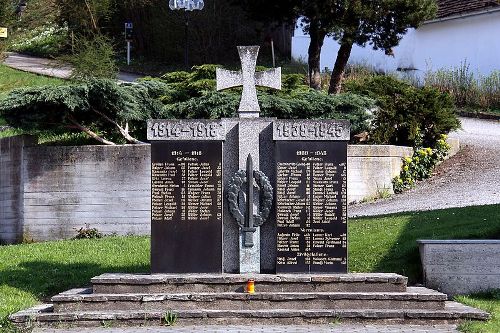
[418,240,500,296]
[446,137,460,159]
[0,136,36,243]
[0,136,412,243]
[347,145,413,203]
[22,144,151,242]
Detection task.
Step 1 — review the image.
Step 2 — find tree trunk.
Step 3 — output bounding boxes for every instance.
[307,20,326,90]
[328,42,354,94]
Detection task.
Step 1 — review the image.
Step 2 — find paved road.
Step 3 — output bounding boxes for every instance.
[2,53,142,83]
[34,324,460,333]
[350,117,500,217]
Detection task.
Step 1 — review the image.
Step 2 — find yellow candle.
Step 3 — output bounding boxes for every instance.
[246,279,255,294]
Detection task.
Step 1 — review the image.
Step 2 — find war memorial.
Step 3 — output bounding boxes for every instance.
[9,47,488,328]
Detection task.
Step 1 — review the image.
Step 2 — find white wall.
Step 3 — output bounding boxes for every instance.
[292,11,500,78]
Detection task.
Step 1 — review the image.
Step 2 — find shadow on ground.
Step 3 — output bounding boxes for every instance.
[350,204,500,284]
[2,261,149,302]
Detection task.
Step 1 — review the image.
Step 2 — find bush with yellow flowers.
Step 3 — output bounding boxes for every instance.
[393,135,451,193]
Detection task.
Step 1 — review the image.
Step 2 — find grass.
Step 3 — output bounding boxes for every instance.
[0,64,64,99]
[349,205,500,283]
[0,204,499,331]
[0,64,65,130]
[457,290,500,333]
[0,236,149,326]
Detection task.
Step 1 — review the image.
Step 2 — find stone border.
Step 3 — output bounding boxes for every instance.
[91,273,407,285]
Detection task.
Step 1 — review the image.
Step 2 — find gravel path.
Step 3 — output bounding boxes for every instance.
[349,117,500,217]
[33,324,459,333]
[2,53,142,83]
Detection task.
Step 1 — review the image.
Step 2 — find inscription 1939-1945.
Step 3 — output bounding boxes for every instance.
[151,140,223,273]
[275,141,348,273]
[274,120,349,274]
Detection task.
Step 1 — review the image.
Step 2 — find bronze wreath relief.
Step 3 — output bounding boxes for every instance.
[227,154,273,247]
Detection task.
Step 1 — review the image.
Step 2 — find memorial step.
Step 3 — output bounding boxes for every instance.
[51,287,446,312]
[10,302,489,328]
[91,273,408,294]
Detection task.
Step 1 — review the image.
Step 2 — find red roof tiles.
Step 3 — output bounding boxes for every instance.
[437,0,500,19]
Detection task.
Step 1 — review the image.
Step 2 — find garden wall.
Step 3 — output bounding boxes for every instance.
[0,136,412,244]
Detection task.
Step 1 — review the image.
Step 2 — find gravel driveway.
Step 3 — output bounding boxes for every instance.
[349,117,500,217]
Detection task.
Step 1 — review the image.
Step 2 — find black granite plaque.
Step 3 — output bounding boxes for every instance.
[151,141,223,273]
[275,141,347,273]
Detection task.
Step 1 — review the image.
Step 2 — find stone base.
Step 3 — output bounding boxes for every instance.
[9,273,489,329]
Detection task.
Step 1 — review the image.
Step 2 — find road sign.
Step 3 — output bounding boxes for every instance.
[0,27,7,38]
[124,22,133,41]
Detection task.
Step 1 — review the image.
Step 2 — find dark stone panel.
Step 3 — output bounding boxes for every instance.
[275,141,348,273]
[151,141,223,273]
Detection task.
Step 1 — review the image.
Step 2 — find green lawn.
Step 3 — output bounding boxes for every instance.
[0,64,65,129]
[0,64,64,99]
[0,204,499,331]
[349,205,500,283]
[457,290,500,333]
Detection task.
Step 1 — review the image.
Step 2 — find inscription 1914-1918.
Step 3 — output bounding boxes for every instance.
[151,140,223,273]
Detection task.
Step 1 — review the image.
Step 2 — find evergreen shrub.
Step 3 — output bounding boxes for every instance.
[345,75,460,147]
[0,79,167,144]
[150,65,376,138]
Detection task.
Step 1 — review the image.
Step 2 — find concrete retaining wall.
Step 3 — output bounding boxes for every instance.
[1,136,413,243]
[0,136,36,243]
[22,144,151,242]
[418,240,500,296]
[347,145,413,203]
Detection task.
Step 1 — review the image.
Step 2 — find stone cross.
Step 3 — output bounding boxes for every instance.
[216,46,282,118]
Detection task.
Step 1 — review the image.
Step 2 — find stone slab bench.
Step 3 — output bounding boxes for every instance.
[418,240,500,296]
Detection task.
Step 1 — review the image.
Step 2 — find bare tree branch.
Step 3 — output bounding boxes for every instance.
[66,115,116,145]
[84,0,99,32]
[92,108,146,144]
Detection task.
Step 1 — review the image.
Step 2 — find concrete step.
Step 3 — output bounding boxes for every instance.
[51,287,447,312]
[10,302,489,329]
[91,273,408,294]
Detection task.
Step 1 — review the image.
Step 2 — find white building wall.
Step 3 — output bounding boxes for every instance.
[292,11,500,78]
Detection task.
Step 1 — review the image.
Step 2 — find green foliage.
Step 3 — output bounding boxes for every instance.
[0,316,22,333]
[457,290,500,333]
[240,0,436,92]
[150,66,376,138]
[425,61,500,111]
[73,224,103,240]
[0,0,13,57]
[63,34,118,81]
[9,24,68,57]
[163,311,178,326]
[345,75,460,147]
[392,135,450,193]
[55,0,114,34]
[0,79,167,144]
